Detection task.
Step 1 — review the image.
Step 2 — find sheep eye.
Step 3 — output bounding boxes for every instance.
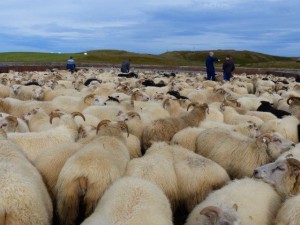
[276,166,285,171]
[273,138,282,143]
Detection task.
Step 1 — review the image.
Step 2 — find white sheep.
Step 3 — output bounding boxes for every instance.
[126,142,230,212]
[55,120,130,225]
[171,127,205,152]
[185,178,281,225]
[8,112,82,161]
[260,115,300,143]
[0,129,53,225]
[81,177,173,225]
[196,128,295,178]
[0,114,29,132]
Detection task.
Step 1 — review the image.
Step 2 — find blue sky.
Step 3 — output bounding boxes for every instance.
[0,0,299,56]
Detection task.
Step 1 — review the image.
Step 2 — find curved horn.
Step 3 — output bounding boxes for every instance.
[287,96,300,105]
[96,120,111,134]
[84,94,96,103]
[71,112,86,121]
[187,102,198,111]
[49,112,64,124]
[287,158,300,169]
[118,121,129,137]
[127,112,141,120]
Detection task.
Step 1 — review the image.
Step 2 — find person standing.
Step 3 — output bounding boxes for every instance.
[66,56,76,73]
[222,55,235,81]
[120,59,131,73]
[205,51,220,81]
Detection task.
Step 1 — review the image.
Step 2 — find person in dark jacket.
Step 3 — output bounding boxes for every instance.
[120,59,131,73]
[205,51,220,81]
[66,56,76,73]
[223,55,235,81]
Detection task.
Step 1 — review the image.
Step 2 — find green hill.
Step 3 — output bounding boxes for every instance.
[0,49,299,69]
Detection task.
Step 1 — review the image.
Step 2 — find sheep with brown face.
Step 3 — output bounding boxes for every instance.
[196,128,295,179]
[142,102,209,152]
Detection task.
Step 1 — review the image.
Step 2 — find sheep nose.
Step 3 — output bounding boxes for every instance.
[292,143,296,147]
[253,169,259,176]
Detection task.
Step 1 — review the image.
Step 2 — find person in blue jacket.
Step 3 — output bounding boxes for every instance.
[205,51,220,81]
[66,56,76,73]
[120,59,131,73]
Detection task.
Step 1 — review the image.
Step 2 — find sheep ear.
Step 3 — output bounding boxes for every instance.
[287,158,300,175]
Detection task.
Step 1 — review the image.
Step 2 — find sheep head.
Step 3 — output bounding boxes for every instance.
[199,205,240,225]
[256,132,295,161]
[0,116,18,132]
[254,157,300,198]
[96,120,129,138]
[187,102,209,114]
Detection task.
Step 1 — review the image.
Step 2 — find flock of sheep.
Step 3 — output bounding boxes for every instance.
[0,67,300,225]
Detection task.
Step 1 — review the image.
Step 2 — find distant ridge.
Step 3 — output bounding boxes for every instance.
[0,49,299,69]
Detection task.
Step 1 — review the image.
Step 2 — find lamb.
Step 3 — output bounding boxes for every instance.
[0,114,29,132]
[80,177,173,225]
[195,128,295,178]
[9,84,38,101]
[185,178,281,225]
[142,102,208,151]
[55,120,130,225]
[51,93,106,113]
[7,112,82,161]
[257,101,291,118]
[0,97,57,117]
[22,107,54,131]
[0,129,53,225]
[221,105,264,126]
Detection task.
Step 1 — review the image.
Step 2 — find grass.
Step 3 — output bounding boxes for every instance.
[0,50,299,69]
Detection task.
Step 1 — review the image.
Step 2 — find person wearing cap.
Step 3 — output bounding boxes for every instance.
[205,51,220,81]
[223,55,235,81]
[66,56,76,73]
[120,59,131,73]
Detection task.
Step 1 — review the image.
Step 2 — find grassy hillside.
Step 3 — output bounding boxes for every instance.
[0,50,299,69]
